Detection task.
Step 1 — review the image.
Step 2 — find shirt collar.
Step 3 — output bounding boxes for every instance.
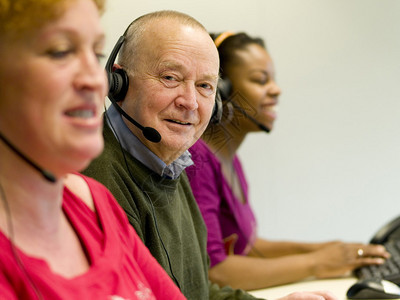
[105,104,193,179]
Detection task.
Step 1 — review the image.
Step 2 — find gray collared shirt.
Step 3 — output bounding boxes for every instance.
[105,104,193,179]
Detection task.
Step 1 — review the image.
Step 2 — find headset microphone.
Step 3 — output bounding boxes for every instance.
[105,33,161,143]
[110,99,162,143]
[218,78,270,133]
[0,132,57,183]
[230,101,270,133]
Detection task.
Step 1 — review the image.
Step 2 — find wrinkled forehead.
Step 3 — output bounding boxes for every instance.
[141,21,219,74]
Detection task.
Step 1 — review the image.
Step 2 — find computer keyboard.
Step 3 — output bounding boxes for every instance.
[355,240,400,285]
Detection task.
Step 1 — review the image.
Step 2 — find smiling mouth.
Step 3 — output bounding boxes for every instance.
[65,109,95,119]
[166,119,191,125]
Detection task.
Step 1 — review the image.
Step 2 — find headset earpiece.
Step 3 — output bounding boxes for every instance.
[108,68,129,102]
[105,35,129,102]
[217,77,232,101]
[210,31,236,124]
[210,90,223,124]
[209,78,231,124]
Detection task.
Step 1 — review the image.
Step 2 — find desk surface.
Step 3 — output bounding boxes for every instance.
[248,277,357,299]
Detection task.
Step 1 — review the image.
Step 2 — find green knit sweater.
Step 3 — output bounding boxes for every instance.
[83,122,260,300]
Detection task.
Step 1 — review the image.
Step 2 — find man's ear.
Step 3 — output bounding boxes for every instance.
[112,63,123,72]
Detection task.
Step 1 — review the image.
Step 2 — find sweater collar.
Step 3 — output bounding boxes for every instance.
[105,104,193,179]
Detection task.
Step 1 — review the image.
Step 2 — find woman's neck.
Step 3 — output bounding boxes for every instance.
[202,123,247,203]
[0,147,65,229]
[0,147,91,277]
[203,122,247,163]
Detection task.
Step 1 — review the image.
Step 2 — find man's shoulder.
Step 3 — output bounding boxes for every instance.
[82,144,120,178]
[83,122,131,175]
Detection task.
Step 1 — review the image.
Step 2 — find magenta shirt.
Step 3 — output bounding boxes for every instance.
[187,139,257,267]
[0,175,185,300]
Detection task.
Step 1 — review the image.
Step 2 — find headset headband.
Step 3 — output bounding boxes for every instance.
[214,31,235,48]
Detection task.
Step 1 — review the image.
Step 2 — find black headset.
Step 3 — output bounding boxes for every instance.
[213,32,234,105]
[105,34,129,103]
[217,77,233,102]
[105,24,223,124]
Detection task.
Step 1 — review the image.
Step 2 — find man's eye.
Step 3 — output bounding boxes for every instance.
[199,83,212,89]
[160,75,180,88]
[163,75,176,81]
[198,83,215,97]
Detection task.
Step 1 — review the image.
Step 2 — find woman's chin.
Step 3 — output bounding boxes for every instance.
[74,141,104,169]
[86,143,104,161]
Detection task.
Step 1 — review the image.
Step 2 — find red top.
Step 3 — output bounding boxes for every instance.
[0,174,186,300]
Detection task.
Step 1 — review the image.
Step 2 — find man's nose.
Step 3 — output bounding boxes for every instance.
[175,82,198,111]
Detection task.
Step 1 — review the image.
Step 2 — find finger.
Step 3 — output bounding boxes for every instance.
[355,257,386,268]
[367,244,391,258]
[357,245,390,259]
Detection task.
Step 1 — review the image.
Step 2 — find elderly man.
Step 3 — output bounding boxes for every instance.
[83,10,336,300]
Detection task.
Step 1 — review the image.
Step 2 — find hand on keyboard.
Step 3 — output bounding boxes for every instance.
[312,241,390,279]
[356,240,400,285]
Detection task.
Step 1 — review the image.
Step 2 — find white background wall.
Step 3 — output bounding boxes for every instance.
[102,0,400,243]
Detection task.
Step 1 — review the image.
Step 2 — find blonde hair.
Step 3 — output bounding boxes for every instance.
[0,0,105,41]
